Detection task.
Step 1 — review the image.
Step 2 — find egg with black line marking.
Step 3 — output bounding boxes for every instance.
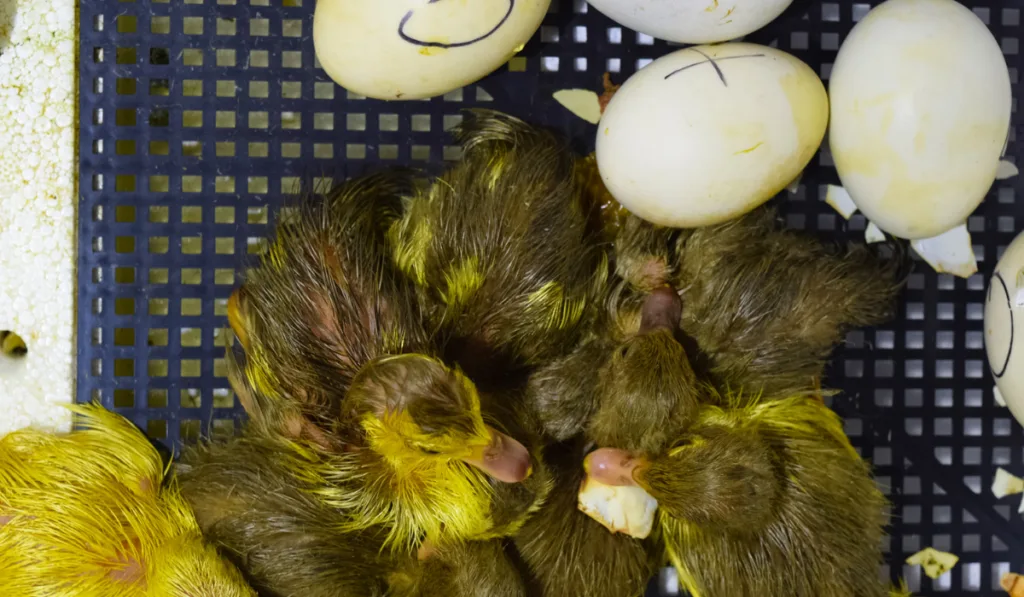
[586,0,795,44]
[313,0,550,100]
[986,230,1024,428]
[596,43,827,228]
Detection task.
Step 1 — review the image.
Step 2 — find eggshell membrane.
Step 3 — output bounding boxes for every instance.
[596,43,828,228]
[828,0,1011,240]
[313,0,550,100]
[986,230,1024,429]
[587,0,795,44]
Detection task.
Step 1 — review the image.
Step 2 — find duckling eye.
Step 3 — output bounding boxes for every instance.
[618,346,629,359]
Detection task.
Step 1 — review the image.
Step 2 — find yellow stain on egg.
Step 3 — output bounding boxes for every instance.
[734,141,763,155]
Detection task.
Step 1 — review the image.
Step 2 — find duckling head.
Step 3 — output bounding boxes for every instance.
[345,353,533,484]
[585,424,781,533]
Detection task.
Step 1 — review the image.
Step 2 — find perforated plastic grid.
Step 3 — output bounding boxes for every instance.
[78,0,1023,594]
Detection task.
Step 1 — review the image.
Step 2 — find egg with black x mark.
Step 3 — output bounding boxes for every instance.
[314,0,550,100]
[596,43,828,228]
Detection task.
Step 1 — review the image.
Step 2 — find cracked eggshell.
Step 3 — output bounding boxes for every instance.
[586,0,794,44]
[313,0,550,100]
[829,0,1012,240]
[596,43,827,228]
[986,230,1024,429]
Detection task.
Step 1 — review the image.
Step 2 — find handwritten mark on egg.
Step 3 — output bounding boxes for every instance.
[988,272,1014,379]
[663,48,767,87]
[398,0,516,49]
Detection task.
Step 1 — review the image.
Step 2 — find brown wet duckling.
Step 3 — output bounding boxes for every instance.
[577,288,896,596]
[227,339,546,554]
[177,431,394,597]
[529,206,906,441]
[512,437,662,597]
[623,207,908,397]
[228,169,430,446]
[226,171,548,550]
[181,363,536,597]
[585,392,893,597]
[390,109,609,377]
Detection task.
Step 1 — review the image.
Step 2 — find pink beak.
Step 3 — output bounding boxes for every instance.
[461,427,533,483]
[584,447,642,487]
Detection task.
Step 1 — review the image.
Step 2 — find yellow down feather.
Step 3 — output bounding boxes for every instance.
[0,403,253,597]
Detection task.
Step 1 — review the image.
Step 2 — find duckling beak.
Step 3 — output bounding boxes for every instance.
[584,448,644,487]
[639,286,681,334]
[461,427,532,483]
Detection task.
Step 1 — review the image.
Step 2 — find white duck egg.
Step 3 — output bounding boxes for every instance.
[596,43,828,228]
[986,231,1024,429]
[828,0,1011,240]
[313,0,550,100]
[587,0,794,44]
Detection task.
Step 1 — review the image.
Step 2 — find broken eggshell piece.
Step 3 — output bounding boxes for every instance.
[597,43,828,228]
[828,0,1012,240]
[313,0,550,100]
[985,230,1024,429]
[577,476,658,540]
[910,224,977,279]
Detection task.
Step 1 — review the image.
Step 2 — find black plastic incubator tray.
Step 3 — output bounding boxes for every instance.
[78,0,1024,594]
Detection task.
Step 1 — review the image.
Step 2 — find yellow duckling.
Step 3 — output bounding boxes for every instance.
[304,352,549,551]
[0,403,253,596]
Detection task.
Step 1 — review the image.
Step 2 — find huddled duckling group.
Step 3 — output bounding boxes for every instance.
[2,111,913,596]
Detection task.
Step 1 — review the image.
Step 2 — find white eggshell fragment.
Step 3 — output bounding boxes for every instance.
[587,0,794,44]
[986,231,1024,429]
[997,160,1020,181]
[313,0,550,100]
[910,224,977,278]
[992,468,1024,499]
[597,43,828,228]
[825,185,858,219]
[829,0,1012,240]
[865,222,886,244]
[554,89,602,124]
[578,476,658,539]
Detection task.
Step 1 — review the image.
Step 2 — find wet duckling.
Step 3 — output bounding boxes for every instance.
[585,392,893,597]
[513,438,661,597]
[227,170,430,445]
[390,109,609,376]
[177,430,394,597]
[621,208,908,397]
[226,334,547,554]
[0,403,253,597]
[309,353,549,550]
